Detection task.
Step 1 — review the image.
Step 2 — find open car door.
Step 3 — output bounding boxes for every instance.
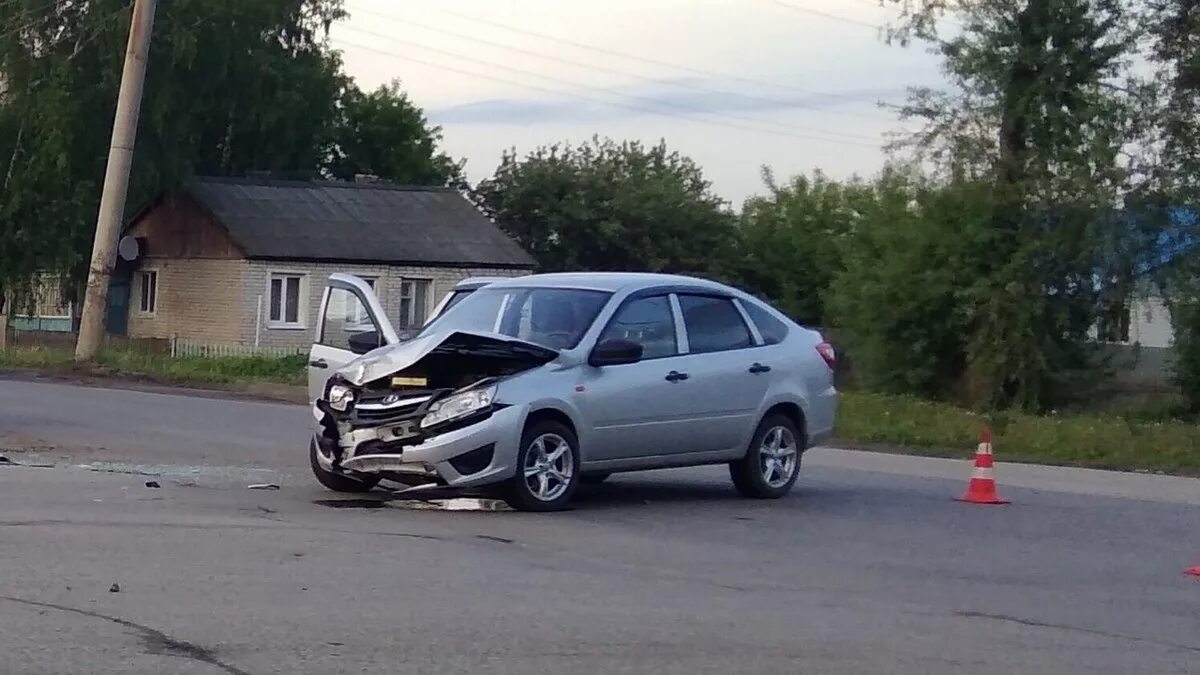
[307,274,400,403]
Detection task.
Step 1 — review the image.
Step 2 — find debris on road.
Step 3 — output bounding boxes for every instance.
[392,497,512,512]
[1186,564,1200,578]
[144,481,161,489]
[109,583,120,593]
[0,455,10,464]
[247,483,280,491]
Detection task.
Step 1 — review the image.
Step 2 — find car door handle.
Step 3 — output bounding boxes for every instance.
[749,363,771,374]
[309,359,328,369]
[665,370,690,382]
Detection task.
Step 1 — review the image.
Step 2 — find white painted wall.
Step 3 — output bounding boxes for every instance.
[1129,296,1175,349]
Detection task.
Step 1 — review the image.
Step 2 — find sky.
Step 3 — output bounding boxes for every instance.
[331,0,948,207]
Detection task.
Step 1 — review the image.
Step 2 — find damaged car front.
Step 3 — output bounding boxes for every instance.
[312,330,561,491]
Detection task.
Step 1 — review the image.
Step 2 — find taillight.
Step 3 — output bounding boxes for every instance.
[816,342,836,369]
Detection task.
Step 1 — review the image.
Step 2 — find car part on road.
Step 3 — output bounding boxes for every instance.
[730,414,803,499]
[1186,564,1200,578]
[246,483,281,491]
[504,420,581,511]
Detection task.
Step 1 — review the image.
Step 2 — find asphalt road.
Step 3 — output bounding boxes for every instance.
[2,379,1198,674]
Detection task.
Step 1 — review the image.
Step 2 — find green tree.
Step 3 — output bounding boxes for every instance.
[1139,1,1200,411]
[883,0,1140,410]
[325,80,463,186]
[0,0,459,302]
[826,172,995,398]
[474,137,737,276]
[734,169,868,325]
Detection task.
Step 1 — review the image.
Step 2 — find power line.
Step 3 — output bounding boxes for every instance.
[331,38,882,149]
[347,6,892,125]
[771,0,882,30]
[380,2,888,106]
[340,24,883,143]
[348,3,892,123]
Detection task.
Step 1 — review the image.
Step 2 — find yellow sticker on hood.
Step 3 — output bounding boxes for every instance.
[391,376,428,387]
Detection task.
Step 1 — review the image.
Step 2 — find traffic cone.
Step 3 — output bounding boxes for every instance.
[957,428,1010,505]
[1186,565,1200,578]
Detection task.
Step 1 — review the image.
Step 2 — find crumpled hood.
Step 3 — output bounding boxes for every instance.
[336,330,560,386]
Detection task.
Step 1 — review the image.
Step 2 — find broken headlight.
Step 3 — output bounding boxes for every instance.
[420,385,496,429]
[327,383,356,412]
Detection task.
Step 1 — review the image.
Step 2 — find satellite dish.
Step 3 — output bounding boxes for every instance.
[117,236,140,262]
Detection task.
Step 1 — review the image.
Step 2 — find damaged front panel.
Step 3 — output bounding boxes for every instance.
[316,331,558,473]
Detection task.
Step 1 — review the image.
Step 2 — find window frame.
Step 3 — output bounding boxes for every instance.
[675,292,758,355]
[137,269,158,315]
[398,278,432,330]
[267,271,308,330]
[593,293,685,363]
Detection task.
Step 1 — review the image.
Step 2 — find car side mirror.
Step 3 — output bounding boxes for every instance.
[589,339,643,367]
[348,330,382,355]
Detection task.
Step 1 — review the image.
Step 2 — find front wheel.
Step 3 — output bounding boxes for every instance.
[729,414,802,499]
[503,421,581,512]
[310,437,381,493]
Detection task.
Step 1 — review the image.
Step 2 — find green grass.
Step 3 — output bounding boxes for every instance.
[0,346,306,387]
[836,391,1200,475]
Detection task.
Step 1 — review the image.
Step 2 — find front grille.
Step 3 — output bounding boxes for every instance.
[351,389,439,424]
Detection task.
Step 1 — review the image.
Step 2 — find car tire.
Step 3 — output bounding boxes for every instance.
[730,414,802,499]
[580,472,611,485]
[503,420,581,512]
[310,437,381,493]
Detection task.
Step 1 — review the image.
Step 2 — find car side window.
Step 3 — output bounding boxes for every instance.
[681,291,753,353]
[741,299,790,345]
[320,287,381,351]
[597,295,678,360]
[678,294,754,354]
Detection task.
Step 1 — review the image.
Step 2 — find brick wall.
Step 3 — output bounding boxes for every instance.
[242,261,530,350]
[127,258,248,343]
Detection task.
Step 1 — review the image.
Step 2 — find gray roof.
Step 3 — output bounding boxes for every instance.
[180,177,535,268]
[486,272,730,293]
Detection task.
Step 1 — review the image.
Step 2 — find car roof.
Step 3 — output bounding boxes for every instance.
[480,272,732,294]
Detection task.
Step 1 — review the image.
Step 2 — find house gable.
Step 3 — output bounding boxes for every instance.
[127,191,246,260]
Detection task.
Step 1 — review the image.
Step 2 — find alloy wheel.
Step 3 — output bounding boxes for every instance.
[759,426,798,489]
[523,433,575,502]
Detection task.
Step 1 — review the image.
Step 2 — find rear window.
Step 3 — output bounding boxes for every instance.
[741,299,790,345]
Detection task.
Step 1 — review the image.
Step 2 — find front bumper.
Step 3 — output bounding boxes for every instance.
[313,403,524,488]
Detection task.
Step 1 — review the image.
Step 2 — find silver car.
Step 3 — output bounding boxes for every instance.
[307,272,838,511]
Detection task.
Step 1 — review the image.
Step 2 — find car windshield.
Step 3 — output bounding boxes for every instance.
[418,287,612,350]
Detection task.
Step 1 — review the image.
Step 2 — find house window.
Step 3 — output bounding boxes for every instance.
[398,279,430,329]
[138,271,157,314]
[268,273,306,328]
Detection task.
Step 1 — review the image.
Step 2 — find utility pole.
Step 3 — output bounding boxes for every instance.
[74,0,157,362]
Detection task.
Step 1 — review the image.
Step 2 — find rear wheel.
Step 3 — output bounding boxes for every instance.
[503,421,581,512]
[730,414,802,499]
[310,437,381,493]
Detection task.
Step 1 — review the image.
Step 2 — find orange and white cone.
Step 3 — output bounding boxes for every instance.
[957,428,1010,505]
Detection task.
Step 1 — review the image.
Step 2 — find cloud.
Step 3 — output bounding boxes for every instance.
[429,78,911,125]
